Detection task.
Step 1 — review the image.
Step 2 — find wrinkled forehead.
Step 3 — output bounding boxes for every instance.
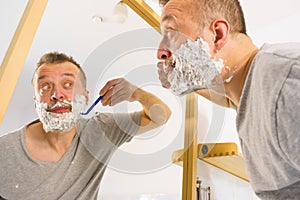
[160,1,199,30]
[38,62,78,74]
[161,0,194,17]
[33,62,80,84]
[161,1,182,23]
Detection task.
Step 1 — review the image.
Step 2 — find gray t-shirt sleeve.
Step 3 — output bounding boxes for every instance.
[93,111,142,146]
[276,62,300,170]
[78,111,141,163]
[236,43,300,197]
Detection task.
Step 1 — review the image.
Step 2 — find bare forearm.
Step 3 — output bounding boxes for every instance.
[132,88,171,127]
[99,78,171,133]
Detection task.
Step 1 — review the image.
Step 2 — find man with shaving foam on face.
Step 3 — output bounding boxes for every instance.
[0,52,171,199]
[156,0,300,199]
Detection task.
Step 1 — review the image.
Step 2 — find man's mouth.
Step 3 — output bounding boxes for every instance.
[48,106,72,113]
[46,101,72,114]
[164,60,176,75]
[165,59,176,67]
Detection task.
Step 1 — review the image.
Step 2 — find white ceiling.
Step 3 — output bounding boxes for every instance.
[0,0,151,64]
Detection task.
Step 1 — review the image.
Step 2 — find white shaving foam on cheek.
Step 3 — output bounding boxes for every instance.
[35,95,86,133]
[168,37,224,96]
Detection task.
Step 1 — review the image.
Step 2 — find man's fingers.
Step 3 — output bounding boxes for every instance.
[99,78,121,96]
[101,78,133,106]
[101,87,114,106]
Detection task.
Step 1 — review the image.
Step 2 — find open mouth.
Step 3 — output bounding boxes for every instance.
[47,101,72,113]
[164,60,176,76]
[172,60,176,68]
[49,106,72,113]
[165,59,176,68]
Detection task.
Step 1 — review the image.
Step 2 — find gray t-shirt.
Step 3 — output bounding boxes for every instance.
[236,43,300,199]
[0,111,141,200]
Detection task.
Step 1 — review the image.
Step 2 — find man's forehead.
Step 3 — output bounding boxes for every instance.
[36,62,79,76]
[33,63,81,85]
[160,1,191,26]
[160,13,180,33]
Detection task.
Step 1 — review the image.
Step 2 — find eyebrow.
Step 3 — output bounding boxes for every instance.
[161,14,176,23]
[37,73,76,82]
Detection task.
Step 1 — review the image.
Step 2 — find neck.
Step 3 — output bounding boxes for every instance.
[44,125,77,148]
[218,34,259,106]
[26,121,77,162]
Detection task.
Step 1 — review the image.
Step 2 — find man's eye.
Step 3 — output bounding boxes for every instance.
[64,82,73,88]
[41,84,51,91]
[166,30,172,37]
[166,30,175,38]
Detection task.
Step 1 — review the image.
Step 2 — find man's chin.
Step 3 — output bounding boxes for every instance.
[42,123,77,133]
[39,113,79,133]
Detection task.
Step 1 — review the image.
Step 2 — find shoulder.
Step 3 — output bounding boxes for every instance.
[267,44,300,168]
[238,43,300,128]
[0,129,22,146]
[250,43,300,100]
[78,112,116,130]
[0,120,39,152]
[86,112,141,128]
[254,43,300,94]
[258,42,300,59]
[0,128,24,162]
[77,113,120,137]
[254,43,300,73]
[276,59,300,125]
[275,60,300,153]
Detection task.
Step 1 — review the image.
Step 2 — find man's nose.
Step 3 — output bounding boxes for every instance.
[50,88,64,101]
[157,48,172,60]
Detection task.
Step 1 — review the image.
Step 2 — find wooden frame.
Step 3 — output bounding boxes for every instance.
[182,93,198,200]
[172,143,249,182]
[122,0,161,33]
[0,0,48,124]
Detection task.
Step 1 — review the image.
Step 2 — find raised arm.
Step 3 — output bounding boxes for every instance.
[99,78,171,135]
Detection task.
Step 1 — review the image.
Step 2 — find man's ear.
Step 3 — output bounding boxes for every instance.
[211,19,230,52]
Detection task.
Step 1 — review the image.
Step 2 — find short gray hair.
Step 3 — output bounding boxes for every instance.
[32,52,87,89]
